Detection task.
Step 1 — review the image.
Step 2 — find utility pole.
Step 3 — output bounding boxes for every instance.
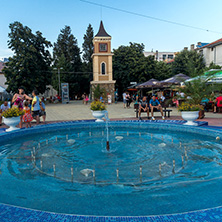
[53,67,63,96]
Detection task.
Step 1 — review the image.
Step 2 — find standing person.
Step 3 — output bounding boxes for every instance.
[126,92,130,108]
[100,95,104,103]
[0,101,10,125]
[12,86,32,128]
[82,93,86,104]
[85,95,89,105]
[149,95,165,120]
[23,101,33,128]
[31,90,40,125]
[107,93,112,105]
[114,90,118,104]
[122,92,127,108]
[39,100,46,124]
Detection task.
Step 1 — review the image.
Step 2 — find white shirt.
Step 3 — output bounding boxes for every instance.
[1,104,10,111]
[123,93,126,100]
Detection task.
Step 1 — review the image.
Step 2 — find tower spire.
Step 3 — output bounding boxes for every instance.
[95,21,111,37]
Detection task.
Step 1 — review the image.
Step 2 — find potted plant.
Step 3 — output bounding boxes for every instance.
[90,100,107,122]
[178,102,203,126]
[177,75,222,124]
[2,107,24,132]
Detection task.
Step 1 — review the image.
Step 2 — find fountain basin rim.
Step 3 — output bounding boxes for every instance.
[0,120,221,143]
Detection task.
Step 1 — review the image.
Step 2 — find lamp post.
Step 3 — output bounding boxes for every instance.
[53,67,63,96]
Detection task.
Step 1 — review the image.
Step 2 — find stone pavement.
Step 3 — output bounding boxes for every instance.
[44,101,222,126]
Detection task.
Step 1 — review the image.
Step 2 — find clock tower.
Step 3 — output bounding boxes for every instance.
[91,21,116,101]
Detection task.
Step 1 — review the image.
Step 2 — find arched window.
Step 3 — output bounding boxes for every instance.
[101,62,106,75]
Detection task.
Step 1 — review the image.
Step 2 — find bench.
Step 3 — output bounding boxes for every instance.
[134,104,172,118]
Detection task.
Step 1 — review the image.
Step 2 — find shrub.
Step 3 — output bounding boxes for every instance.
[2,107,25,118]
[90,101,106,111]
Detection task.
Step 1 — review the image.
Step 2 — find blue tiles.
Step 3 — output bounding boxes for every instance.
[1,203,222,221]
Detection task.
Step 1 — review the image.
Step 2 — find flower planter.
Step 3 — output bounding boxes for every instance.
[3,116,21,132]
[92,110,107,122]
[181,111,199,126]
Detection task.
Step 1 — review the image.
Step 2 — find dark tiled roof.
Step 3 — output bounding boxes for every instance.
[95,21,111,37]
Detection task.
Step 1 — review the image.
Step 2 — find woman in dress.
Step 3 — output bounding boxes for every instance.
[12,87,32,128]
[23,101,33,128]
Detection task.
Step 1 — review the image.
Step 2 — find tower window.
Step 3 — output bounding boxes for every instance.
[99,43,108,52]
[101,62,106,74]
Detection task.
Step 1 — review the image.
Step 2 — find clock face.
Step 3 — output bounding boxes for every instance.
[99,43,108,52]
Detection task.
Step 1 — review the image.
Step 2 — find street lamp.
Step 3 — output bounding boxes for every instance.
[53,67,63,96]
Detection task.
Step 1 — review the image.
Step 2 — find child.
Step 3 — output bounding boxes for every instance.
[23,101,33,128]
[85,95,89,105]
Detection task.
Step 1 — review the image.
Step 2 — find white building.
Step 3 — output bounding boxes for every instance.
[144,50,176,62]
[196,38,222,67]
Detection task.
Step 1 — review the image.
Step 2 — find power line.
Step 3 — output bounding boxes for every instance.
[80,0,222,34]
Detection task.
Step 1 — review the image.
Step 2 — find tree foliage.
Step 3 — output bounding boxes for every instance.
[53,26,82,96]
[4,22,52,94]
[155,61,172,80]
[82,24,94,71]
[81,24,94,93]
[172,50,205,77]
[113,42,157,95]
[206,62,221,71]
[179,76,222,105]
[92,85,106,100]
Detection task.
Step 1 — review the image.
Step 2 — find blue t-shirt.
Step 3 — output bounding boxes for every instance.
[150,99,160,106]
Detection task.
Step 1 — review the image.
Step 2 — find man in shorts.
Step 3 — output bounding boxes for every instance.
[149,95,165,120]
[138,96,149,120]
[122,92,127,108]
[39,100,46,123]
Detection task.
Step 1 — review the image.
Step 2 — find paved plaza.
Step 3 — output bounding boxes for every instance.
[44,101,222,126]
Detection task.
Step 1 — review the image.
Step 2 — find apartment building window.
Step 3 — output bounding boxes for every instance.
[168,54,174,59]
[162,54,166,60]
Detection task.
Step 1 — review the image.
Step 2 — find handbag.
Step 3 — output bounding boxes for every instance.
[39,102,45,111]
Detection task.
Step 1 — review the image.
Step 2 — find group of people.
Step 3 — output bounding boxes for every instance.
[0,87,46,128]
[100,94,112,105]
[138,95,165,120]
[122,92,133,108]
[82,93,89,105]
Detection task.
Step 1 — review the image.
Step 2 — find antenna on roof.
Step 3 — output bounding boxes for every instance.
[100,6,103,20]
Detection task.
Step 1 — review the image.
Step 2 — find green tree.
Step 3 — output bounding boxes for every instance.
[179,77,221,105]
[92,85,106,100]
[82,24,94,72]
[113,42,157,95]
[81,24,94,94]
[155,61,172,80]
[4,22,52,94]
[206,62,221,70]
[53,26,82,96]
[172,50,205,77]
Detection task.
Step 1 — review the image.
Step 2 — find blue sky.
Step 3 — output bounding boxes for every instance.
[0,0,222,58]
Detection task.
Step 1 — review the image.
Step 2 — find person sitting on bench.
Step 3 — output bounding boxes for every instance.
[214,92,222,113]
[138,96,149,120]
[149,95,165,120]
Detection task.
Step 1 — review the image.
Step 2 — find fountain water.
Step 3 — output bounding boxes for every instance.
[104,111,110,151]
